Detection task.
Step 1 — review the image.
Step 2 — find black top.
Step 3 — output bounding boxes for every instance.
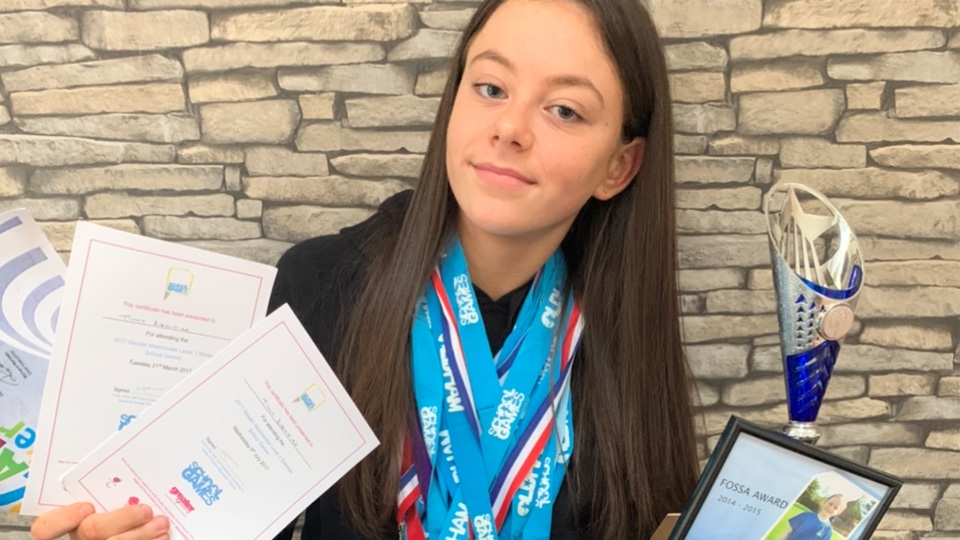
[268,191,585,540]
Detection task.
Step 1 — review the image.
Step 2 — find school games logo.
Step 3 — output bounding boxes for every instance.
[163,268,194,300]
[293,384,326,413]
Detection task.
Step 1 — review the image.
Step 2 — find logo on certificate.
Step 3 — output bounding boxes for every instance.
[164,268,194,300]
[294,384,326,412]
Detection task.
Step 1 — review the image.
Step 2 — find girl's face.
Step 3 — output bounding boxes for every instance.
[821,496,845,517]
[445,0,643,244]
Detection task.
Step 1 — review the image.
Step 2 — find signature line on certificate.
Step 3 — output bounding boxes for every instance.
[102,315,231,341]
[244,379,312,469]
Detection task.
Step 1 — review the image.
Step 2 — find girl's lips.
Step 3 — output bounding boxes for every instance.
[472,163,534,188]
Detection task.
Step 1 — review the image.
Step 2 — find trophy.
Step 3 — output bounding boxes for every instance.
[764,183,864,445]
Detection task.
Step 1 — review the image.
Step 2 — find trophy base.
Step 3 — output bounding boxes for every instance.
[782,422,821,445]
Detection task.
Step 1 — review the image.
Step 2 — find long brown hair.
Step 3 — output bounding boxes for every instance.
[336,0,699,537]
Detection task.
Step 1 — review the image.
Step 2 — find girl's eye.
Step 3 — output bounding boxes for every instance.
[551,105,582,122]
[475,83,505,99]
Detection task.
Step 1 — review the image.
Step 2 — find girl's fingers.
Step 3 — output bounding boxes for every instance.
[31,502,96,540]
[73,505,161,540]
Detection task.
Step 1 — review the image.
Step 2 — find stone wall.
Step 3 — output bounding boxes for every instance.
[1,0,959,539]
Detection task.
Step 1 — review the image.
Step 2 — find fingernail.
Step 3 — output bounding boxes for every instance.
[78,502,96,518]
[151,516,169,533]
[140,504,153,520]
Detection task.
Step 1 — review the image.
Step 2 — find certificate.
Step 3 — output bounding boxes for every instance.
[62,305,378,540]
[21,223,277,515]
[0,209,66,513]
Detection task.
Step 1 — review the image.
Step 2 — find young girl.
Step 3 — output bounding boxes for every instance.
[30,0,698,537]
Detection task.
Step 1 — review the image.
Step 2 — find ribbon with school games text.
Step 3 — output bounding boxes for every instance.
[399,236,583,540]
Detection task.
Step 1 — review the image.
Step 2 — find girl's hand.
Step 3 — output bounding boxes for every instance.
[31,502,169,540]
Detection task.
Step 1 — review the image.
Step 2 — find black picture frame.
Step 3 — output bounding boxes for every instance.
[668,416,902,540]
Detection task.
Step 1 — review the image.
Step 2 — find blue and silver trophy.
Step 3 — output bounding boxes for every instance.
[764,183,864,445]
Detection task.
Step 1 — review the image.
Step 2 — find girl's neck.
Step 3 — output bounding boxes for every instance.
[457,216,570,300]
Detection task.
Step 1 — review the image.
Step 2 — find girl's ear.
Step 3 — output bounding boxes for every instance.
[594,137,646,201]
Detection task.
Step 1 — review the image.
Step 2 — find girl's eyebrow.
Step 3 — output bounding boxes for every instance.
[468,48,605,106]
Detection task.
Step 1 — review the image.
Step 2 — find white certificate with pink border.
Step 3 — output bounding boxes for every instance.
[21,223,276,515]
[62,305,378,540]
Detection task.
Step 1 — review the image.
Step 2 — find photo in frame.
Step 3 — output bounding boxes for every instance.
[668,416,902,540]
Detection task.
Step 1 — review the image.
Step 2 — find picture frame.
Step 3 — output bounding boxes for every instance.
[668,416,902,540]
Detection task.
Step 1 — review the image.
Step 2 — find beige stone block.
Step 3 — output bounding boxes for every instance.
[243,176,408,207]
[346,95,439,128]
[866,260,960,287]
[182,238,291,265]
[11,84,184,116]
[131,0,334,6]
[0,44,94,69]
[665,42,727,71]
[856,236,960,262]
[861,322,953,352]
[212,5,414,42]
[837,112,960,143]
[928,430,960,451]
[31,164,222,195]
[835,344,953,373]
[835,199,960,241]
[673,103,735,134]
[871,448,960,479]
[15,114,199,144]
[677,234,769,269]
[708,136,779,156]
[0,12,77,43]
[869,373,938,397]
[819,422,922,447]
[876,511,932,532]
[85,193,235,219]
[183,42,384,73]
[82,10,208,51]
[0,0,121,8]
[829,51,960,83]
[746,268,773,290]
[899,397,960,421]
[941,377,960,397]
[178,144,244,164]
[738,89,844,135]
[703,288,774,313]
[646,0,761,38]
[415,67,449,96]
[245,146,329,177]
[680,314,777,343]
[280,64,414,95]
[692,381,719,408]
[236,199,262,219]
[668,72,725,103]
[0,166,26,197]
[779,138,866,168]
[419,9,475,30]
[891,483,941,510]
[263,205,374,242]
[0,135,173,166]
[952,30,960,48]
[935,497,960,531]
[298,93,336,120]
[200,100,300,145]
[329,153,423,178]
[188,73,278,104]
[896,84,960,118]
[677,209,764,235]
[680,294,702,314]
[0,106,8,125]
[677,268,744,292]
[41,219,139,251]
[847,81,885,110]
[675,156,754,184]
[674,134,707,155]
[143,216,260,240]
[750,344,780,372]
[0,198,81,222]
[685,344,749,379]
[388,29,460,61]
[730,59,824,93]
[699,404,790,436]
[721,376,785,406]
[765,0,960,28]
[730,29,946,61]
[296,122,429,153]
[1,55,182,93]
[754,158,773,184]
[773,168,959,200]
[817,397,891,424]
[225,165,241,191]
[859,286,960,317]
[675,186,761,210]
